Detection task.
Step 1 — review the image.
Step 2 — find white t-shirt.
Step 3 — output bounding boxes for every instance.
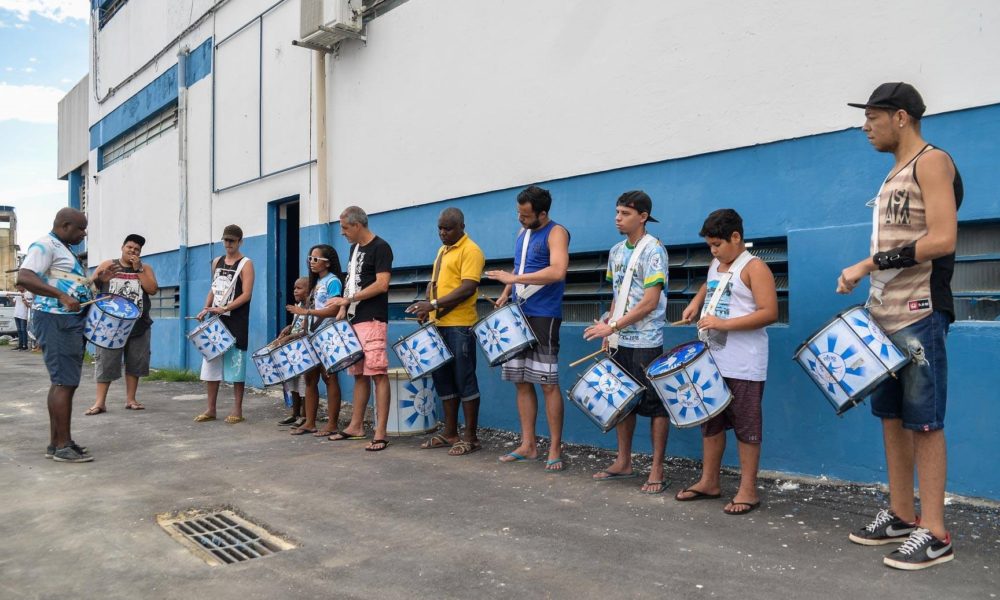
[13,292,32,319]
[20,233,92,314]
[702,257,768,381]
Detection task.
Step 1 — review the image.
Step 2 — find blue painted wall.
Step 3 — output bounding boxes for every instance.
[135,103,1000,499]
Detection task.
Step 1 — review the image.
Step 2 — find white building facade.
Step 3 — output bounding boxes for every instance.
[78,0,1000,498]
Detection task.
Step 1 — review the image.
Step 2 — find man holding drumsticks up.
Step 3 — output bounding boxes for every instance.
[583,191,670,493]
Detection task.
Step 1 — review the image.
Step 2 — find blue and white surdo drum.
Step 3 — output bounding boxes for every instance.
[566,354,645,433]
[187,316,236,361]
[645,341,733,428]
[473,303,537,367]
[793,305,909,415]
[269,333,321,382]
[382,368,440,436]
[391,323,453,381]
[84,294,141,350]
[251,342,283,387]
[309,319,364,374]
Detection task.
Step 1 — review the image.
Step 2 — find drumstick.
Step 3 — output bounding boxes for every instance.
[185,316,201,320]
[671,319,691,326]
[569,348,605,368]
[78,298,100,308]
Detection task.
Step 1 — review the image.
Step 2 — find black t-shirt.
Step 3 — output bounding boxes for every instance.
[213,257,251,350]
[100,264,153,337]
[348,236,393,323]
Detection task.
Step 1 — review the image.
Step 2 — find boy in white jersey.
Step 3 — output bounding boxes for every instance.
[675,209,777,515]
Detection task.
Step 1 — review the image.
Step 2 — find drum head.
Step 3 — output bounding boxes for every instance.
[646,340,705,378]
[97,295,140,319]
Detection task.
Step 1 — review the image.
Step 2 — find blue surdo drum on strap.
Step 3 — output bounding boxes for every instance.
[84,294,141,350]
[645,340,733,428]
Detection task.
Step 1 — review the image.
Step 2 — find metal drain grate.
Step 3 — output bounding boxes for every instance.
[158,509,295,566]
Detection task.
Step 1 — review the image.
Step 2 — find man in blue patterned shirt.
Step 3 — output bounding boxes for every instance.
[17,208,119,463]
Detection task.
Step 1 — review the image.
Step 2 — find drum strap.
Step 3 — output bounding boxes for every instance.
[213,256,248,316]
[514,228,544,302]
[47,268,92,288]
[701,250,755,320]
[428,247,446,319]
[607,234,655,350]
[345,245,361,318]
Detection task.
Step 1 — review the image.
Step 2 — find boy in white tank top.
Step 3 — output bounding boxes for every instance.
[674,209,778,515]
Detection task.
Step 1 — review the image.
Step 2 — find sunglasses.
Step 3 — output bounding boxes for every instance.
[308,256,330,263]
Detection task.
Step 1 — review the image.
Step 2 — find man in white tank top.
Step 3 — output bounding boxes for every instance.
[674,209,778,516]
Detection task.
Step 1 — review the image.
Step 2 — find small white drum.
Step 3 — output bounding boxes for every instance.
[251,342,283,387]
[391,323,454,381]
[646,340,733,428]
[84,294,140,350]
[187,316,236,361]
[566,355,645,433]
[270,333,321,382]
[380,368,440,436]
[793,305,910,415]
[473,303,537,367]
[309,319,364,373]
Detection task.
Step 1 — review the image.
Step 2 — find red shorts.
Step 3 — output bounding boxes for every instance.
[701,378,765,444]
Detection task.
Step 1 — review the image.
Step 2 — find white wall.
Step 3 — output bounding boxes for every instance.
[327,0,1000,214]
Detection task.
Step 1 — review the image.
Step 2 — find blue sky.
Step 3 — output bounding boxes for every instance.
[0,1,90,254]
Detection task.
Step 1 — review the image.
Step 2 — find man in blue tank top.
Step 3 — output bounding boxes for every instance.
[486,186,570,471]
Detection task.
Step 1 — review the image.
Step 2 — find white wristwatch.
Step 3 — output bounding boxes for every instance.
[430,299,439,309]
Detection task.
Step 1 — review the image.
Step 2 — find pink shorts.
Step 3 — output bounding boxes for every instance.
[347,320,389,377]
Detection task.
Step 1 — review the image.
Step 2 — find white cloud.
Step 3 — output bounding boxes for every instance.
[22,67,35,73]
[3,67,12,72]
[28,57,37,62]
[0,0,89,23]
[0,82,64,123]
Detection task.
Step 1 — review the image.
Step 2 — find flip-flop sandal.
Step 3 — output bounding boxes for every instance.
[365,439,390,452]
[290,427,317,435]
[421,433,454,449]
[723,500,761,516]
[224,415,245,424]
[593,470,637,481]
[313,429,337,437]
[640,480,668,495]
[194,413,216,422]
[125,403,145,410]
[544,458,566,472]
[328,431,366,441]
[675,487,722,502]
[498,452,538,464]
[448,440,481,456]
[84,406,107,416]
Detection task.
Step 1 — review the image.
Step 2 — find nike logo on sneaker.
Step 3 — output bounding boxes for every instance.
[886,524,915,536]
[926,544,951,559]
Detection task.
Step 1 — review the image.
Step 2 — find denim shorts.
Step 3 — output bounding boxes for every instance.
[870,311,949,431]
[32,311,87,386]
[431,326,480,402]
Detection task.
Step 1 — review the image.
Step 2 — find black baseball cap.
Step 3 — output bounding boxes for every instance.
[123,234,146,247]
[616,190,659,223]
[848,82,926,120]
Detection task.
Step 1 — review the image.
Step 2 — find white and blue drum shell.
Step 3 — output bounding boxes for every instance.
[269,334,321,382]
[187,316,236,361]
[309,319,364,374]
[391,323,454,381]
[566,356,645,433]
[383,368,440,436]
[84,294,140,350]
[645,341,733,428]
[473,303,537,367]
[251,344,283,387]
[793,305,910,415]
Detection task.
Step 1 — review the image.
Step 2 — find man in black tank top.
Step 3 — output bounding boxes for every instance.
[839,82,960,570]
[85,234,159,415]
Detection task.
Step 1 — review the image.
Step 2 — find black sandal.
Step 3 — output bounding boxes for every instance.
[365,439,390,452]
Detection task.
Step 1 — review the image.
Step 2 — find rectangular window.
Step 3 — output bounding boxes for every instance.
[149,286,180,319]
[98,0,128,29]
[386,238,790,325]
[101,104,178,170]
[953,222,1000,322]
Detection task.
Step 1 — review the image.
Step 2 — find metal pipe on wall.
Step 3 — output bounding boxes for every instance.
[177,47,190,369]
[314,50,329,230]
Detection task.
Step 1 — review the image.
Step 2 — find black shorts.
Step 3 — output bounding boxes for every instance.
[614,345,666,418]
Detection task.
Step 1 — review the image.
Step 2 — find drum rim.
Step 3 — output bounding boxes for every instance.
[792,303,869,358]
[566,388,642,433]
[473,302,527,330]
[645,340,708,380]
[323,351,365,374]
[92,293,141,320]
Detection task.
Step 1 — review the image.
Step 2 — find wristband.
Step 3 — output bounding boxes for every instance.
[873,243,917,270]
[430,299,439,309]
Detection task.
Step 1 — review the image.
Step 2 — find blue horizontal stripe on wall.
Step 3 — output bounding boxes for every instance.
[89,37,213,152]
[130,102,1000,499]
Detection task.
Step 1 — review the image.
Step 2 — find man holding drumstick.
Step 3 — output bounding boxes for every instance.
[17,208,119,463]
[583,191,670,493]
[838,82,962,570]
[486,185,569,471]
[406,207,486,456]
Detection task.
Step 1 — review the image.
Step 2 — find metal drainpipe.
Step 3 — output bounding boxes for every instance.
[178,48,190,370]
[315,50,329,233]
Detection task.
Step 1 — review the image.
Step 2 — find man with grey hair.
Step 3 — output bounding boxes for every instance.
[330,206,394,451]
[406,208,486,455]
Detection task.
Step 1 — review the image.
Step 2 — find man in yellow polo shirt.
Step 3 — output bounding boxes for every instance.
[406,207,486,456]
